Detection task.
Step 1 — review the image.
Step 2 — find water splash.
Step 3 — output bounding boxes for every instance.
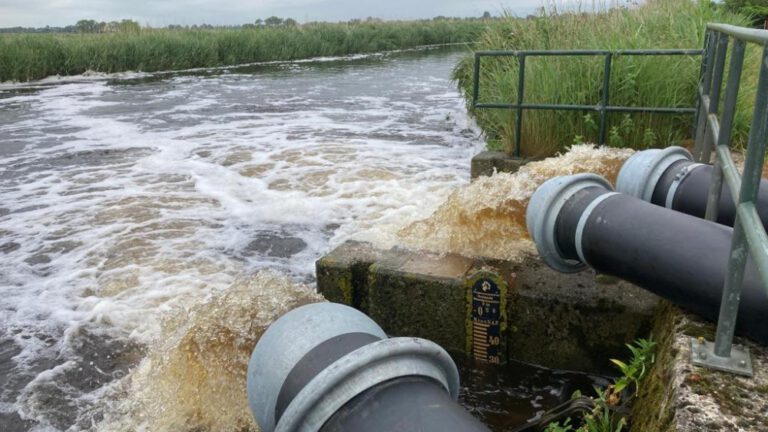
[398,145,635,261]
[99,271,323,432]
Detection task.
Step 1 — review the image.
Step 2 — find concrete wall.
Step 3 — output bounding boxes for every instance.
[316,241,659,374]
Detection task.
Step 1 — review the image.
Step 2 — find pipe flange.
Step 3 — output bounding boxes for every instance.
[275,337,459,432]
[247,303,387,432]
[616,147,692,202]
[526,174,613,273]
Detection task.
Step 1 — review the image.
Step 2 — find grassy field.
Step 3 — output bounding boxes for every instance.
[454,0,757,156]
[0,19,491,82]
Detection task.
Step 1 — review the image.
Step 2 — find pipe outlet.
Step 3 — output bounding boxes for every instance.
[247,302,488,432]
[527,174,768,344]
[616,146,768,228]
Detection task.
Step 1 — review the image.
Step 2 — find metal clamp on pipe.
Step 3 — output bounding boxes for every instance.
[527,174,768,344]
[247,302,490,432]
[616,146,768,227]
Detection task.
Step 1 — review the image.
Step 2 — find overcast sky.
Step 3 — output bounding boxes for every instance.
[0,0,544,28]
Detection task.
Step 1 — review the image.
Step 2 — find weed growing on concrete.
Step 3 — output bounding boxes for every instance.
[543,338,656,432]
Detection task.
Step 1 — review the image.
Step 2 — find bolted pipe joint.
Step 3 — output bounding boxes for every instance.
[526,174,768,344]
[616,146,693,202]
[247,302,489,432]
[616,146,768,227]
[526,173,616,273]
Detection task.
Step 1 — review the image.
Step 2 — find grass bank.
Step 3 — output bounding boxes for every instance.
[0,20,492,82]
[454,0,757,156]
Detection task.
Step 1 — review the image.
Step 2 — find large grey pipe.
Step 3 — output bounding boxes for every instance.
[616,146,768,227]
[527,174,768,344]
[247,302,490,432]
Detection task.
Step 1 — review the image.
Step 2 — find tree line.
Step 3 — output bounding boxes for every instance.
[0,19,141,34]
[0,13,498,34]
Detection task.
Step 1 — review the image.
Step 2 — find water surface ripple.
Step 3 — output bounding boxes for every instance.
[0,49,483,431]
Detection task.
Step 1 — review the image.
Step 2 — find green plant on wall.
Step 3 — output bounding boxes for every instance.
[544,338,656,432]
[611,338,655,395]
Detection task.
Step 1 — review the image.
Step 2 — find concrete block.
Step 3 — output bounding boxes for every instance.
[316,241,659,374]
[315,240,385,309]
[632,302,768,432]
[367,251,474,354]
[501,258,659,374]
[470,151,530,179]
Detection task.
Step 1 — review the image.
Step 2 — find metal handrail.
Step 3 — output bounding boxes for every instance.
[690,23,768,376]
[472,49,702,157]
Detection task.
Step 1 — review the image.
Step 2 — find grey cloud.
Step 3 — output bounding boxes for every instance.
[0,0,541,27]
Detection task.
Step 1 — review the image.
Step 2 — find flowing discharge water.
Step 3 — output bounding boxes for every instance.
[1,47,634,432]
[0,48,482,431]
[398,145,634,261]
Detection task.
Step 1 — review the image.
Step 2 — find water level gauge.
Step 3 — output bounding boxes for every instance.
[467,271,508,364]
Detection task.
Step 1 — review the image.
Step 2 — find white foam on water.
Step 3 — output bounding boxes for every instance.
[0,50,483,431]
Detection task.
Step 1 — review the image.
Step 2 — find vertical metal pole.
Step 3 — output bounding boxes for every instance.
[705,39,746,223]
[737,46,768,204]
[708,33,729,115]
[694,31,717,162]
[700,33,730,164]
[693,32,711,140]
[472,53,481,107]
[515,54,526,158]
[713,46,768,359]
[598,53,613,146]
[714,219,748,358]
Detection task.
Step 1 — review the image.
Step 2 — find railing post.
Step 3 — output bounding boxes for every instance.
[692,34,768,378]
[514,54,526,158]
[705,39,746,223]
[693,31,717,162]
[598,53,613,146]
[693,31,711,141]
[700,32,730,164]
[713,46,768,366]
[472,53,481,107]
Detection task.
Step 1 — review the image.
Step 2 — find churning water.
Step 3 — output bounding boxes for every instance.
[0,48,484,431]
[0,46,634,432]
[399,144,634,261]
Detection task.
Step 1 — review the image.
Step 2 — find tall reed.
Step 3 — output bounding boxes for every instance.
[454,0,756,156]
[0,20,490,82]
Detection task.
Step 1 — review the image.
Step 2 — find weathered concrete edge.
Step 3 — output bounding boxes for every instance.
[631,301,768,432]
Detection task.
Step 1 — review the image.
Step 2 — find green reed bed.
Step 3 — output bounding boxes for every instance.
[0,20,491,82]
[454,0,757,156]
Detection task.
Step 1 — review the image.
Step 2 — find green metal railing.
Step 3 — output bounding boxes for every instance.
[472,49,702,157]
[690,23,768,377]
[473,23,768,376]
